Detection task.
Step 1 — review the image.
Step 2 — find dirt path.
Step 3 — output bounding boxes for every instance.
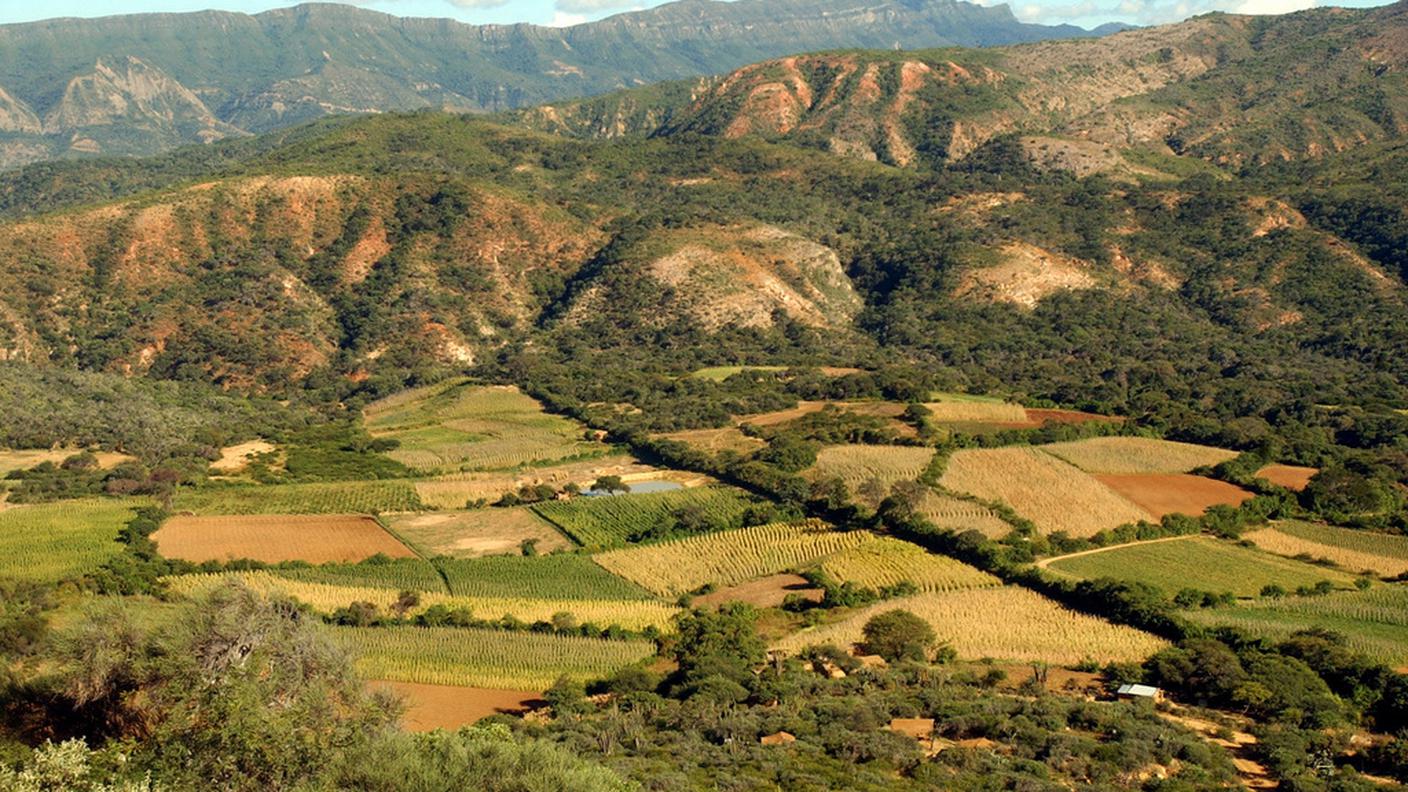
[1035,534,1199,569]
[1159,708,1275,789]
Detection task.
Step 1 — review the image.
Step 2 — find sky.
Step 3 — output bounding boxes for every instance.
[0,0,1391,31]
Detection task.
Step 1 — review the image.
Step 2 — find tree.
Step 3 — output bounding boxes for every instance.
[861,610,936,663]
[592,475,629,494]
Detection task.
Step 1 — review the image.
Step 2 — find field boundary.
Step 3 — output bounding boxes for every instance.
[1035,534,1200,569]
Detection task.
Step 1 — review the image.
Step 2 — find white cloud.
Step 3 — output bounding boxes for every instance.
[445,0,513,8]
[555,0,644,11]
[547,10,590,25]
[1232,0,1318,14]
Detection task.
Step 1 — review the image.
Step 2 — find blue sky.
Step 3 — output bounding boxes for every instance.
[0,0,1391,31]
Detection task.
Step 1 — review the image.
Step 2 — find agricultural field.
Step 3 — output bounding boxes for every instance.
[172,480,423,515]
[1181,586,1408,667]
[436,554,653,600]
[817,537,1002,593]
[271,558,447,592]
[922,395,1029,424]
[916,490,1014,538]
[805,444,935,489]
[655,427,766,456]
[364,380,607,473]
[0,499,143,582]
[1255,464,1319,491]
[593,519,872,596]
[153,514,415,564]
[411,453,655,509]
[689,365,787,380]
[385,508,572,558]
[1043,536,1360,597]
[330,626,656,689]
[371,681,543,732]
[1244,521,1408,577]
[692,574,823,609]
[939,447,1151,537]
[0,448,133,477]
[1093,474,1252,519]
[1040,436,1239,474]
[166,571,679,631]
[774,586,1167,665]
[530,485,758,549]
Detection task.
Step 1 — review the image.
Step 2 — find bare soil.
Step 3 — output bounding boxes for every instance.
[154,514,413,564]
[694,573,824,609]
[1094,474,1253,520]
[372,681,544,732]
[1254,464,1318,492]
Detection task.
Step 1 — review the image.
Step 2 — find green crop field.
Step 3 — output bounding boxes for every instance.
[328,626,657,689]
[172,480,423,515]
[594,519,871,596]
[818,537,1002,593]
[363,379,608,473]
[689,365,786,380]
[0,499,144,582]
[1245,521,1408,577]
[531,486,758,549]
[436,554,653,600]
[1044,536,1359,597]
[1181,586,1408,666]
[271,558,448,593]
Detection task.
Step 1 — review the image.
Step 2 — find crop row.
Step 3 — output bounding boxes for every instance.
[531,485,758,549]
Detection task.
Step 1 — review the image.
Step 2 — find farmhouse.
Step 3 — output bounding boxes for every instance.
[1116,684,1164,702]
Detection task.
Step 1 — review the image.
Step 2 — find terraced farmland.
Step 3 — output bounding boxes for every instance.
[166,571,678,631]
[386,508,572,558]
[172,480,423,515]
[817,537,1001,593]
[1044,536,1359,597]
[154,514,414,564]
[1181,586,1408,666]
[805,444,934,489]
[1244,521,1408,577]
[364,379,607,473]
[594,519,871,596]
[0,499,143,582]
[330,626,657,689]
[1040,437,1238,474]
[774,587,1167,664]
[531,485,757,549]
[939,447,1151,537]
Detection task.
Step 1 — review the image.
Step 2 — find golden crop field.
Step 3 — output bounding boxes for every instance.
[939,447,1152,537]
[1039,436,1239,474]
[386,508,573,558]
[1244,521,1408,577]
[165,571,679,631]
[0,499,145,582]
[172,480,423,515]
[817,537,1002,593]
[329,625,656,689]
[412,453,654,509]
[917,490,1014,538]
[364,379,608,473]
[593,519,871,596]
[153,514,415,564]
[805,444,935,489]
[773,586,1168,664]
[921,396,1029,424]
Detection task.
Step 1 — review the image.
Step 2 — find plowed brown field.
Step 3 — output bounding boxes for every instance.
[154,514,413,564]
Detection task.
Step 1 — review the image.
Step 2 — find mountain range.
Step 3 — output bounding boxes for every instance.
[0,0,1123,170]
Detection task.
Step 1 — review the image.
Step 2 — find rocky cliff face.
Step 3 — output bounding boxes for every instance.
[0,0,1119,170]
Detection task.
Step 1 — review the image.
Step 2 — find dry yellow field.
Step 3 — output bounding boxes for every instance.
[153,514,415,564]
[773,586,1168,664]
[818,537,1001,593]
[1039,436,1238,474]
[209,440,277,473]
[165,571,679,631]
[921,399,1029,424]
[386,508,573,557]
[805,444,935,489]
[917,490,1014,538]
[413,454,655,509]
[593,519,871,596]
[939,447,1152,537]
[1244,522,1408,578]
[0,448,133,477]
[656,427,766,455]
